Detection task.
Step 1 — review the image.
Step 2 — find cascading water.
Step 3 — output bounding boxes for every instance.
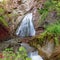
[29,51,43,60]
[16,13,35,37]
[21,43,43,60]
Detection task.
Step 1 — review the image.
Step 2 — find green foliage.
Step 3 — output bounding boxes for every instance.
[55,2,60,17]
[45,22,60,36]
[29,0,60,47]
[38,0,51,25]
[0,7,8,27]
[39,22,60,46]
[0,8,5,15]
[38,11,48,25]
[1,47,31,60]
[54,37,59,46]
[38,0,60,25]
[45,22,60,46]
[30,22,60,47]
[2,48,15,60]
[0,16,8,27]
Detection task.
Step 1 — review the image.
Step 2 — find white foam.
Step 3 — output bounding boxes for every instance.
[16,13,35,37]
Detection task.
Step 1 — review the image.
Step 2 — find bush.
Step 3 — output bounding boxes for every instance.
[0,47,31,60]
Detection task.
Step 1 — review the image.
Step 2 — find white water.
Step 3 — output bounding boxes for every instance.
[21,43,43,60]
[16,13,35,37]
[29,51,43,60]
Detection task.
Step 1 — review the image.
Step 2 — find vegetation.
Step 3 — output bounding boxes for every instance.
[29,21,60,48]
[0,0,60,60]
[0,47,31,60]
[0,8,5,15]
[0,7,8,27]
[0,16,8,27]
[38,0,60,25]
[32,0,60,47]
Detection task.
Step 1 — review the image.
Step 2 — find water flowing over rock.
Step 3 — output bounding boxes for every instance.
[16,13,35,37]
[21,43,43,60]
[3,0,41,32]
[29,51,43,60]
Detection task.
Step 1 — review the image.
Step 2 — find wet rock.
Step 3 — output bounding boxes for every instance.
[0,42,9,52]
[21,43,35,53]
[0,38,21,52]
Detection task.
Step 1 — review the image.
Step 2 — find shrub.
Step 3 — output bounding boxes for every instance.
[0,47,31,60]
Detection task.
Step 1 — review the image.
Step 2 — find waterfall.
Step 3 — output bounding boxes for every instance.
[16,13,35,37]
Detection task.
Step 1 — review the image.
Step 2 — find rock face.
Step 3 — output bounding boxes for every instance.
[3,0,42,32]
[21,43,35,53]
[1,0,47,35]
[0,0,46,40]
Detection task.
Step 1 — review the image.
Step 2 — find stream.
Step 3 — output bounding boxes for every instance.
[29,51,43,60]
[16,13,43,60]
[21,43,43,60]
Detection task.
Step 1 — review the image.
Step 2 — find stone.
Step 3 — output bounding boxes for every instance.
[21,43,35,53]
